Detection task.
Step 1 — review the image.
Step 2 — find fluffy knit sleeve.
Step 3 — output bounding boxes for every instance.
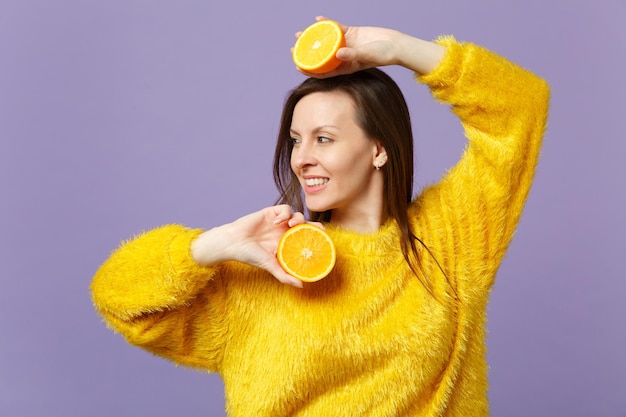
[413,37,550,290]
[91,225,227,371]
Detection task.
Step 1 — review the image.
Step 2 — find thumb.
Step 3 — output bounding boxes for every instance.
[336,47,358,62]
[264,259,303,288]
[337,44,389,68]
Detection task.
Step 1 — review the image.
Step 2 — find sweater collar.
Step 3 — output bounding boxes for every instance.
[324,219,400,257]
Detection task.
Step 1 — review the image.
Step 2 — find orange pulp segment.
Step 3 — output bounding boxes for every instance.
[277,223,336,282]
[292,20,345,74]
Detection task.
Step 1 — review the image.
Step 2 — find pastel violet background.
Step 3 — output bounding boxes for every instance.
[1,0,624,416]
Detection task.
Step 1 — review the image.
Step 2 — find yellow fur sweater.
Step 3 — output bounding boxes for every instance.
[91,37,550,416]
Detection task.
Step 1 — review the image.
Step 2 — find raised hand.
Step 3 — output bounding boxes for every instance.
[295,16,445,78]
[191,205,308,287]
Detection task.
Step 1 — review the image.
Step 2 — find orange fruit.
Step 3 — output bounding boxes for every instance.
[277,223,336,282]
[292,20,345,74]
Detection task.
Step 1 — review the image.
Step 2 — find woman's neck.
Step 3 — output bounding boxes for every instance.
[330,206,388,234]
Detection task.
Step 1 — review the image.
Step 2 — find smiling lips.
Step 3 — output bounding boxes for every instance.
[303,177,329,192]
[305,177,328,186]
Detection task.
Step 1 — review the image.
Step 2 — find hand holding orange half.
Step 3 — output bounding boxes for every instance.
[292,20,346,74]
[277,223,336,282]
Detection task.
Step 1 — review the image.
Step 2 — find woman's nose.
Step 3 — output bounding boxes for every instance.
[291,141,317,169]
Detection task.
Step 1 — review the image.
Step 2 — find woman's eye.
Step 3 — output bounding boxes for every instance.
[290,137,301,145]
[317,136,332,144]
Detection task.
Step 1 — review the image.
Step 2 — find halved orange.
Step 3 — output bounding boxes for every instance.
[277,223,336,282]
[292,20,345,74]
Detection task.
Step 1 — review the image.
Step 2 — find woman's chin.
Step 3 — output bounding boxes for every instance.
[307,206,329,214]
[305,201,333,214]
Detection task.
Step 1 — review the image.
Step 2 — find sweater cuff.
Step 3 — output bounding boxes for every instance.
[416,35,467,97]
[165,226,218,298]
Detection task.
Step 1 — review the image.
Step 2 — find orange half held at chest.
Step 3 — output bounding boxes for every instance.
[277,223,336,282]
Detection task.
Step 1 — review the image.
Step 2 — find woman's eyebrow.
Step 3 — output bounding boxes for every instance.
[289,125,339,136]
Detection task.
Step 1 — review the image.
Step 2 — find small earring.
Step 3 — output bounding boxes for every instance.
[374,155,387,170]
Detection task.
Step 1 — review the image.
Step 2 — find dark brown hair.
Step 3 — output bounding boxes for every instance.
[273,68,436,293]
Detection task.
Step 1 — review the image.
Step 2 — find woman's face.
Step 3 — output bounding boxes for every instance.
[290,90,385,219]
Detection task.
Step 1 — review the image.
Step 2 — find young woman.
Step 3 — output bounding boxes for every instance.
[91,18,550,416]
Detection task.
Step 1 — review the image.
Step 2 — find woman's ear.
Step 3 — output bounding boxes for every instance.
[373,143,388,170]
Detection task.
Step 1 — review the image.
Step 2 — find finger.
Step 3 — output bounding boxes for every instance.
[277,273,304,288]
[316,16,349,33]
[307,221,326,230]
[265,261,303,288]
[287,211,306,227]
[272,204,293,225]
[336,47,357,62]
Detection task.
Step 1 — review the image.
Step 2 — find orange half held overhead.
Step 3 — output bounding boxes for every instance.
[292,20,345,74]
[277,223,336,282]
